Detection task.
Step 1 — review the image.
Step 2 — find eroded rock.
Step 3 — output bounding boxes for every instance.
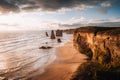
[73,27,120,65]
[56,30,63,37]
[45,32,49,37]
[57,38,62,43]
[50,30,56,39]
[39,46,52,49]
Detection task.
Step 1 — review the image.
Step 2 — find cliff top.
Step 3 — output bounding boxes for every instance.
[74,26,120,36]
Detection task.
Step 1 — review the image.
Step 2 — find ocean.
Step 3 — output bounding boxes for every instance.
[0,30,72,79]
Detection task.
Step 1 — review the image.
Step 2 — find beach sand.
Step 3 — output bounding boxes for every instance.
[30,41,87,80]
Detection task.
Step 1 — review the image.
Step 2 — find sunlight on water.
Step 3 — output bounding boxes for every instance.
[0,31,72,79]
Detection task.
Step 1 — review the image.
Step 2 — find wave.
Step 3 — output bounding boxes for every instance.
[0,31,72,79]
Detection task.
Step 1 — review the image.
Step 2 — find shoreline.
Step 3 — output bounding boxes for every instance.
[30,41,87,80]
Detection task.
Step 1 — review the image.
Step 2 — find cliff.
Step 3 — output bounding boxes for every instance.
[73,27,120,65]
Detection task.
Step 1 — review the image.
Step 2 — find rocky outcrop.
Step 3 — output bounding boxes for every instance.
[73,27,120,65]
[56,30,63,37]
[46,32,49,37]
[39,46,52,49]
[50,30,56,39]
[57,38,62,43]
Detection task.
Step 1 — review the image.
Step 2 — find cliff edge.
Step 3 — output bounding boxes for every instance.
[72,27,120,80]
[73,26,120,65]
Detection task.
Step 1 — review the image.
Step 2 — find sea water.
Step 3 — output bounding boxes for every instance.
[0,30,72,79]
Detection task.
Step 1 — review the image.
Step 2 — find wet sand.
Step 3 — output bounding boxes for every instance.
[31,41,87,80]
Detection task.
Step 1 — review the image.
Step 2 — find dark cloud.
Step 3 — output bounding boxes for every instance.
[110,0,120,6]
[0,0,119,13]
[33,0,102,11]
[0,0,19,13]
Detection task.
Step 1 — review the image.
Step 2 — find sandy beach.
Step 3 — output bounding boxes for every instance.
[29,40,87,80]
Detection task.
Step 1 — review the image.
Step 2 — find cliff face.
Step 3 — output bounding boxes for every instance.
[73,27,120,64]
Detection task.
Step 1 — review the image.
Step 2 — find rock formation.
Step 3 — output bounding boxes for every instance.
[50,30,56,39]
[39,46,52,49]
[57,38,62,43]
[45,32,49,37]
[73,27,120,65]
[56,30,63,37]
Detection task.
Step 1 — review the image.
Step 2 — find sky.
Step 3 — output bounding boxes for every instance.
[0,0,120,31]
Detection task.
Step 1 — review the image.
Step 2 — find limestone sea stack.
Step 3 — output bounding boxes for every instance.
[56,30,63,37]
[73,26,120,64]
[45,32,49,37]
[57,38,62,43]
[50,30,56,39]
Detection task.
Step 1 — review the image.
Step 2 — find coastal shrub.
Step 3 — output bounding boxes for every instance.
[71,62,99,80]
[110,58,120,71]
[71,62,120,80]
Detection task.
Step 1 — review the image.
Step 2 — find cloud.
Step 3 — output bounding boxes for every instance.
[59,17,120,28]
[0,14,120,31]
[19,0,99,10]
[101,1,111,7]
[0,0,19,13]
[95,1,112,14]
[109,0,120,6]
[0,0,104,13]
[89,22,120,27]
[96,1,112,14]
[96,7,108,14]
